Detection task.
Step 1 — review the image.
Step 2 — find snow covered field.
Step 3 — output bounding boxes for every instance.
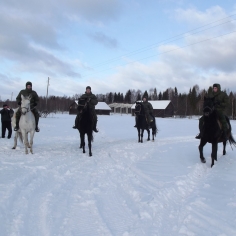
[0,114,236,236]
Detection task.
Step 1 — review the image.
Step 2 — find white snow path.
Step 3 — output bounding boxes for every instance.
[0,114,236,236]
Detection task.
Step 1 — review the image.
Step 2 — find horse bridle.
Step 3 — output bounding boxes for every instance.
[78,99,89,113]
[20,106,36,115]
[203,105,214,116]
[135,104,142,115]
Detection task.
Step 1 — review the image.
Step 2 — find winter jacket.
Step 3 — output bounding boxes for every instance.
[0,108,14,122]
[142,101,153,115]
[210,84,228,112]
[16,89,39,107]
[80,92,98,110]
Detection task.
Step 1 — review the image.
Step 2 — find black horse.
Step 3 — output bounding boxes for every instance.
[198,97,236,167]
[77,98,94,156]
[134,102,158,143]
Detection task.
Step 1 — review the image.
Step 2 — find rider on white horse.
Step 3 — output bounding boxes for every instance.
[14,81,40,132]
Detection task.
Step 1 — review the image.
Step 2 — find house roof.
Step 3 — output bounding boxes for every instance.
[74,101,111,110]
[131,100,172,109]
[96,102,112,110]
[108,103,133,108]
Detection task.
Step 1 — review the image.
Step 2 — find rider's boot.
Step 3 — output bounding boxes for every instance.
[35,116,40,132]
[73,116,78,129]
[195,127,204,139]
[195,132,201,139]
[93,119,98,133]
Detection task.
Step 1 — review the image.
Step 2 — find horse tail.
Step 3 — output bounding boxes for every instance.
[152,122,158,137]
[153,118,158,137]
[228,133,236,148]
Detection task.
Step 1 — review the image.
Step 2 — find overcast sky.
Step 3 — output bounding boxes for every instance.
[1,0,236,100]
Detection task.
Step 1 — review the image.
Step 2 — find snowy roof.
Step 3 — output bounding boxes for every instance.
[74,101,111,110]
[108,103,133,108]
[131,100,172,109]
[96,102,111,110]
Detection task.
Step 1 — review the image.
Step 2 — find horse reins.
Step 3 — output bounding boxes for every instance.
[20,106,36,115]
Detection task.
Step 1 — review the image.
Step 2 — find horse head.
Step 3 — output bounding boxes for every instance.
[203,96,215,117]
[134,102,143,116]
[78,98,89,114]
[21,94,31,115]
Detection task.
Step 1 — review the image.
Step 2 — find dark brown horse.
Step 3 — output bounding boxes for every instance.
[77,98,94,156]
[134,102,157,143]
[198,97,236,167]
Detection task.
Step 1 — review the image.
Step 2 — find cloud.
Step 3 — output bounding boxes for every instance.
[0,0,123,84]
[1,3,236,101]
[88,32,118,48]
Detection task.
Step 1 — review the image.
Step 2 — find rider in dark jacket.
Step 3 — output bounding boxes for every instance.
[134,96,153,128]
[14,81,40,132]
[195,83,229,140]
[73,86,98,132]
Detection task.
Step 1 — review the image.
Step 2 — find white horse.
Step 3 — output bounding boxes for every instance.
[12,95,36,154]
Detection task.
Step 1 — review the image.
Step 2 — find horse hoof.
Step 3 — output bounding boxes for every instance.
[223,151,226,155]
[201,158,206,163]
[12,147,15,149]
[89,153,92,156]
[83,151,85,153]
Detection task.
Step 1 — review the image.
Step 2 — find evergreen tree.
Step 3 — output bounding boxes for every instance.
[114,92,117,103]
[143,90,148,99]
[153,88,158,100]
[124,90,132,103]
[107,92,113,104]
[120,93,124,103]
[117,92,121,103]
[137,93,141,101]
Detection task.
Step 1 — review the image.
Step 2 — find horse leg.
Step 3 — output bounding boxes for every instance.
[211,142,218,167]
[80,133,85,153]
[87,134,92,156]
[223,141,226,155]
[137,128,141,142]
[29,130,35,154]
[199,139,207,163]
[12,131,18,149]
[141,129,144,143]
[147,129,150,141]
[22,130,28,154]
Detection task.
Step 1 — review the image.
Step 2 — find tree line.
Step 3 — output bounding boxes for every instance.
[0,85,236,118]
